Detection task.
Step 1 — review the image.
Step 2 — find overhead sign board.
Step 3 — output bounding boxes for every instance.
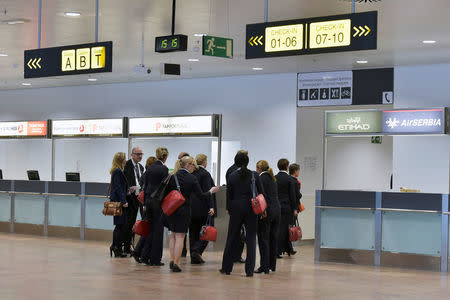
[129,115,218,136]
[24,41,112,78]
[326,111,382,135]
[52,119,123,137]
[382,109,447,134]
[203,35,233,59]
[0,121,47,137]
[298,71,352,106]
[155,35,188,53]
[246,11,377,59]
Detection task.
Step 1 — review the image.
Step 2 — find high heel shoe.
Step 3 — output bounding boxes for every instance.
[109,246,127,258]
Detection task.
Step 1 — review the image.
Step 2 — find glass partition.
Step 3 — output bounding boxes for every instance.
[14,194,45,224]
[48,195,81,227]
[85,196,114,230]
[0,192,10,222]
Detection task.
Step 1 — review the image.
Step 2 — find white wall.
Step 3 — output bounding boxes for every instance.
[0,73,298,183]
[393,64,450,193]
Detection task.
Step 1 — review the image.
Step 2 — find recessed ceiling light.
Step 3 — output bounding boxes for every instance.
[252,67,263,71]
[188,59,199,62]
[88,78,97,82]
[356,60,368,64]
[422,40,436,44]
[21,83,31,86]
[64,12,81,17]
[0,54,8,57]
[2,19,28,25]
[194,33,206,37]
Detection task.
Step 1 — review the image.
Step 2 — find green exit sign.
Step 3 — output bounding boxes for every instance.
[202,35,233,59]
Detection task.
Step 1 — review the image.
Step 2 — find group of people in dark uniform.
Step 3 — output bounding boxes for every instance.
[108,147,302,276]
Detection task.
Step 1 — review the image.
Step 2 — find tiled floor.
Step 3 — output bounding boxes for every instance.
[0,233,449,300]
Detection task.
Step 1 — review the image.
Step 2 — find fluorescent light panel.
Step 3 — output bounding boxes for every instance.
[252,67,263,70]
[64,12,81,17]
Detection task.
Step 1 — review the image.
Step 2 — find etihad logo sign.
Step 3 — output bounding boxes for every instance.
[382,109,445,134]
[0,121,47,137]
[52,119,123,137]
[130,116,214,136]
[326,111,382,134]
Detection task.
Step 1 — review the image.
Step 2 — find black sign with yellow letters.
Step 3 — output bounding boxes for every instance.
[246,11,377,59]
[24,41,112,78]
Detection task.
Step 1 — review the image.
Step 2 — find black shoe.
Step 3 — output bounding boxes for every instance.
[123,247,131,256]
[141,258,151,265]
[131,251,141,263]
[246,273,254,277]
[169,261,174,270]
[219,269,230,275]
[254,268,269,274]
[276,254,283,259]
[235,257,245,263]
[269,267,276,272]
[150,262,165,266]
[110,246,127,258]
[172,263,182,272]
[191,252,205,264]
[288,250,297,256]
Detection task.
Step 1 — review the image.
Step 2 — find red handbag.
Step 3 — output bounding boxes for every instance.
[289,217,302,242]
[200,215,217,242]
[251,172,267,215]
[161,174,185,216]
[133,220,150,237]
[137,190,145,204]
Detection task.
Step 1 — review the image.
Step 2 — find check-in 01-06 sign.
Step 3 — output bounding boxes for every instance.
[246,11,377,59]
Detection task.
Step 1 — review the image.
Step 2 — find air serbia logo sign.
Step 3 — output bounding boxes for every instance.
[383,109,445,134]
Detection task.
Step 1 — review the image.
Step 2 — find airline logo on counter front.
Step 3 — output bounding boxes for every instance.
[326,111,382,134]
[0,121,47,137]
[382,109,445,134]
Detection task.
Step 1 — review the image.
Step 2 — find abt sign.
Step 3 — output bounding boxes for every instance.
[62,46,105,71]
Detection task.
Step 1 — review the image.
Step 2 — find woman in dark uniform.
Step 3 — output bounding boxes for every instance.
[220,152,264,277]
[109,152,129,258]
[164,156,219,272]
[255,160,281,274]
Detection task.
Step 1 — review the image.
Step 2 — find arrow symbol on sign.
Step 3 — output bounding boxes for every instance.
[364,25,371,36]
[27,58,33,69]
[32,58,37,69]
[257,36,263,45]
[248,36,254,46]
[353,26,371,37]
[36,58,41,68]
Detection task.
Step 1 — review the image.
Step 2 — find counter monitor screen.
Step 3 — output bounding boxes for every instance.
[27,170,40,181]
[66,172,80,182]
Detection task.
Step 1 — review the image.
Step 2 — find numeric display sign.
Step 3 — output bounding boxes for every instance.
[24,41,112,78]
[246,11,377,59]
[155,35,188,53]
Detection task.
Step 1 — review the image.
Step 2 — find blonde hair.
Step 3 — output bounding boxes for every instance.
[110,152,126,174]
[256,160,276,182]
[195,154,207,166]
[145,156,157,169]
[174,156,195,174]
[156,147,169,161]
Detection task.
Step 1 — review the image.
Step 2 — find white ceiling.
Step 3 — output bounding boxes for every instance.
[0,0,449,90]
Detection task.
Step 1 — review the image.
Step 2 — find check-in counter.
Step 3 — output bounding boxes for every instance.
[315,190,450,272]
[0,179,228,250]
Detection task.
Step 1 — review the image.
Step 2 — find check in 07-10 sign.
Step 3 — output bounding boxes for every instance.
[246,11,377,59]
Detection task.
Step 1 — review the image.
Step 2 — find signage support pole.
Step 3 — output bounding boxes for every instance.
[171,0,176,35]
[264,0,268,22]
[95,0,99,42]
[51,138,55,181]
[217,115,223,186]
[38,0,42,48]
[352,0,355,14]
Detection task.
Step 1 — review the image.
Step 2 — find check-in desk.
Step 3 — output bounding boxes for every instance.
[0,179,229,250]
[315,190,450,272]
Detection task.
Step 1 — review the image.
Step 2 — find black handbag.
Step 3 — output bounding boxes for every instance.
[150,174,172,205]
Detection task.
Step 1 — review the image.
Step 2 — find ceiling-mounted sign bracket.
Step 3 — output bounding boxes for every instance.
[155,0,188,53]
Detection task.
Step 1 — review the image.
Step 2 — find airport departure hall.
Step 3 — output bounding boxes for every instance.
[0,0,449,299]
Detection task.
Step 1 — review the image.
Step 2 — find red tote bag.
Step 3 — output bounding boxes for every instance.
[251,172,267,215]
[161,174,185,216]
[133,220,150,237]
[289,217,302,242]
[200,215,217,242]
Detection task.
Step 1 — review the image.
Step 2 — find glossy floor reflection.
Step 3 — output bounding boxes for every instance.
[0,233,449,300]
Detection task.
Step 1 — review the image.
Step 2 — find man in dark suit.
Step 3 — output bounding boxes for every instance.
[189,154,216,264]
[275,158,299,257]
[123,146,145,255]
[225,150,248,264]
[140,147,169,266]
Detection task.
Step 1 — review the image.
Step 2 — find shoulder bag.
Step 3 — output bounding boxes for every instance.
[251,172,267,215]
[289,216,302,242]
[199,215,217,242]
[150,174,172,205]
[102,176,123,216]
[161,174,186,216]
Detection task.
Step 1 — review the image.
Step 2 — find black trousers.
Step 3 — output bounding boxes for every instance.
[189,216,210,255]
[278,213,294,255]
[124,199,139,251]
[112,224,126,248]
[141,209,164,264]
[221,211,257,275]
[257,214,280,271]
